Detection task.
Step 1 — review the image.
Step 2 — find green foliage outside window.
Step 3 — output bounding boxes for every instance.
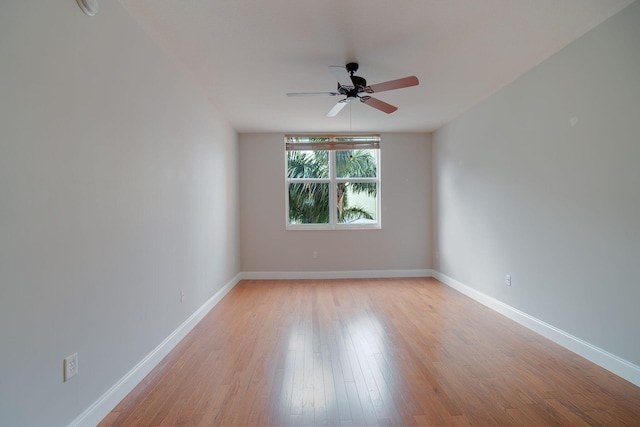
[287,149,377,224]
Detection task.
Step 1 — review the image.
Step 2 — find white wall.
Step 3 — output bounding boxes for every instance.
[0,2,239,426]
[239,133,431,275]
[433,2,640,367]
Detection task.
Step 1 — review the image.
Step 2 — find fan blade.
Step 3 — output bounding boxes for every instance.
[360,96,397,114]
[365,76,419,93]
[326,99,348,117]
[287,92,340,97]
[329,66,353,88]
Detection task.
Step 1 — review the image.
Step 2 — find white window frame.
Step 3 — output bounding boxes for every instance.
[285,134,381,230]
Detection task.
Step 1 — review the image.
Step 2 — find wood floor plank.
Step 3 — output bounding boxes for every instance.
[99,278,640,426]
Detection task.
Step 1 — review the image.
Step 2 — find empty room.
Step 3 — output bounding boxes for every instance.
[1,1,640,426]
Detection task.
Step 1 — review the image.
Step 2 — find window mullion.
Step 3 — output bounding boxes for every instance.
[287,178,330,183]
[329,150,337,226]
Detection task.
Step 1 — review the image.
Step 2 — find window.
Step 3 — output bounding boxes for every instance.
[285,134,380,230]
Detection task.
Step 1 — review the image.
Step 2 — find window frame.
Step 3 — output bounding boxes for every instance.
[285,134,381,231]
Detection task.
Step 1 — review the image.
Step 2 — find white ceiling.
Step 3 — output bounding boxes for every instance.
[120,0,634,133]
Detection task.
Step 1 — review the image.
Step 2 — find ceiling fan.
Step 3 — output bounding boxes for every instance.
[287,63,419,117]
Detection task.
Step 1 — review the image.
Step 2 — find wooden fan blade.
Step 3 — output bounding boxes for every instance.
[326,100,348,117]
[360,96,397,114]
[365,76,419,93]
[329,66,353,88]
[287,92,340,97]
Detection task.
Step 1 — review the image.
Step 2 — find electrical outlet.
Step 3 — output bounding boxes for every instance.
[180,289,185,303]
[63,353,78,382]
[312,251,318,259]
[506,274,512,287]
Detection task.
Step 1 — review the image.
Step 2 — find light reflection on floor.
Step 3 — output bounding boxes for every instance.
[277,308,398,425]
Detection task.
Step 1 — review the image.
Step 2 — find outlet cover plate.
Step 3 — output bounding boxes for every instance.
[64,353,78,382]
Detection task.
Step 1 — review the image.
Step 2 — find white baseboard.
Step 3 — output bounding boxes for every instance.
[432,271,640,388]
[241,269,434,280]
[69,273,241,427]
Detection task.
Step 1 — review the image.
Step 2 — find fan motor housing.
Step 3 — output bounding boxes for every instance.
[351,75,367,91]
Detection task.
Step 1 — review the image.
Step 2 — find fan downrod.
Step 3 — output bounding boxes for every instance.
[342,62,366,92]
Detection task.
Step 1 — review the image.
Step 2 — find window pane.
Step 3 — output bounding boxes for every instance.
[336,149,378,178]
[337,182,377,224]
[287,150,329,179]
[288,182,330,224]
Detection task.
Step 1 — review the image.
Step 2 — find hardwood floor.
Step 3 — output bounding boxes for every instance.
[99,278,640,426]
